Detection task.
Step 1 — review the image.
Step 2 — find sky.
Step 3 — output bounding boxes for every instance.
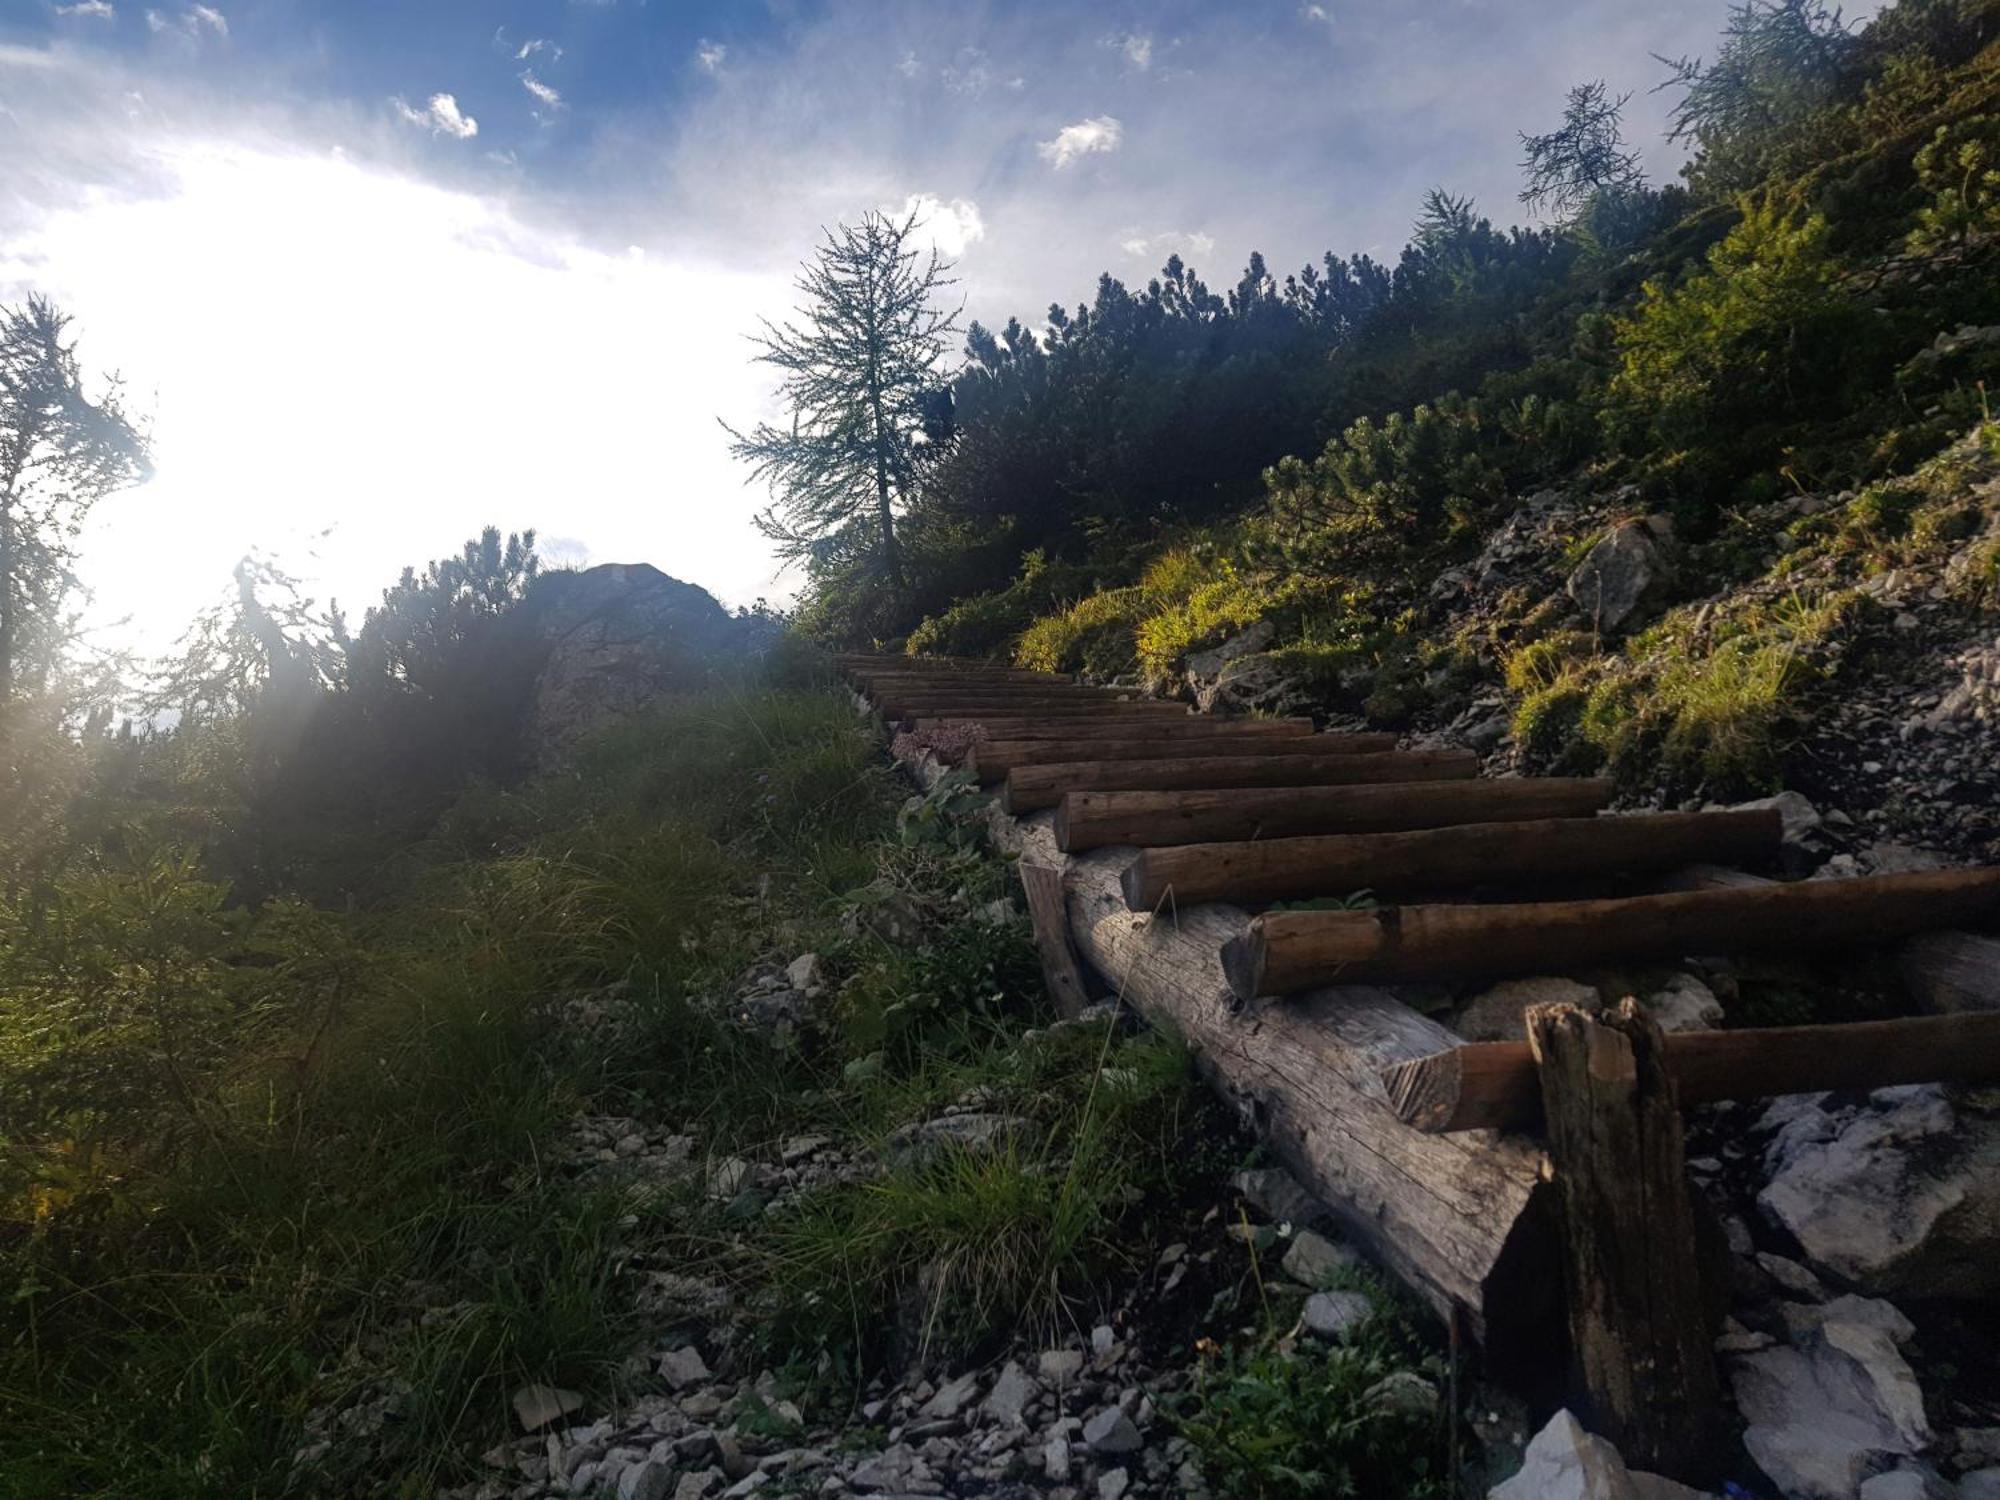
[0,0,1850,657]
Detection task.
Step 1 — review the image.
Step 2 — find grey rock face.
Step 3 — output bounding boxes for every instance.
[1487,1409,1717,1500]
[1731,1295,1931,1500]
[1566,518,1674,633]
[1757,1084,2000,1297]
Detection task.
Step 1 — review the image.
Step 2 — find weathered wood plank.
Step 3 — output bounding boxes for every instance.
[1224,868,2000,997]
[1018,862,1090,1019]
[1120,810,1783,910]
[1003,748,1479,813]
[1384,1009,2000,1133]
[1530,1001,1726,1478]
[891,749,1556,1355]
[1055,778,1615,852]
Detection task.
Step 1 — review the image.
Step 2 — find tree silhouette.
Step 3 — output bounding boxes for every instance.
[0,297,149,701]
[726,210,960,596]
[1519,81,1647,220]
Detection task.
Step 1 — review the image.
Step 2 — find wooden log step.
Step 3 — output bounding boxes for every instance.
[1223,867,2000,999]
[1004,748,1478,814]
[914,714,1303,739]
[870,687,1137,711]
[880,704,1184,728]
[1120,809,1783,911]
[1054,778,1614,853]
[968,731,1401,780]
[1659,862,2000,1018]
[1385,1010,2000,1134]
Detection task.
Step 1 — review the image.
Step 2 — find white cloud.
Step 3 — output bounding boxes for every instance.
[696,40,726,73]
[390,92,478,140]
[55,1,117,19]
[939,48,1022,96]
[898,193,984,258]
[1120,229,1215,264]
[1302,4,1332,23]
[145,4,224,37]
[516,37,561,62]
[896,51,922,79]
[520,70,564,117]
[1037,115,1122,169]
[1110,33,1152,70]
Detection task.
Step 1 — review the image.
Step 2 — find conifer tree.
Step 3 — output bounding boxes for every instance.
[1519,81,1647,220]
[0,297,149,702]
[726,210,960,597]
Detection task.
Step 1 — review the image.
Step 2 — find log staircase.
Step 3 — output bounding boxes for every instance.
[838,652,2000,1481]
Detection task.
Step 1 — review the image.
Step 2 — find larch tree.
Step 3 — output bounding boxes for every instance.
[1519,81,1647,220]
[0,297,150,702]
[726,209,960,597]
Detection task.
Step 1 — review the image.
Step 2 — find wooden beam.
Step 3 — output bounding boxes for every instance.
[884,700,1194,724]
[1663,863,2000,1018]
[1017,863,1090,1018]
[1003,749,1477,814]
[1384,1009,2000,1134]
[967,732,1399,780]
[892,743,1558,1360]
[1223,868,2000,998]
[1120,810,1783,911]
[915,714,1301,739]
[1055,778,1615,853]
[1529,1001,1726,1479]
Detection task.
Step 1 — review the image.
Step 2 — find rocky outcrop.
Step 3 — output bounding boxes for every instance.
[1181,620,1308,716]
[525,563,758,765]
[1755,1085,2000,1299]
[1566,517,1676,635]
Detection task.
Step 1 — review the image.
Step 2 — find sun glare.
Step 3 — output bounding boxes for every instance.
[4,140,786,658]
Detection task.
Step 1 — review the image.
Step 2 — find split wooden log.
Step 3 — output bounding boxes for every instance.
[1529,1001,1727,1478]
[1224,867,2000,998]
[968,732,1399,780]
[1121,809,1783,911]
[1017,863,1089,1018]
[916,714,1299,739]
[1663,863,2000,1017]
[1055,778,1614,852]
[1383,1009,2000,1133]
[893,749,1559,1361]
[1003,748,1479,814]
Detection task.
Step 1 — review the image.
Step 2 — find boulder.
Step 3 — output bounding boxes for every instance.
[1731,1295,1931,1500]
[981,1361,1036,1428]
[526,563,757,766]
[1082,1406,1143,1455]
[1454,977,1600,1042]
[1302,1289,1374,1341]
[1757,1085,2000,1298]
[1857,1468,1957,1500]
[1566,519,1674,634]
[1732,790,1824,847]
[1280,1228,1360,1287]
[1642,973,1725,1033]
[1488,1410,1716,1500]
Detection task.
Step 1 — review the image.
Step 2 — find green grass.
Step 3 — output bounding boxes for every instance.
[0,661,903,1496]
